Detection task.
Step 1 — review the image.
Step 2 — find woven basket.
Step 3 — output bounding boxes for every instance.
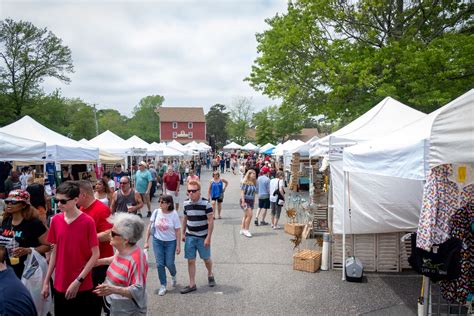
[284,223,305,236]
[293,249,321,273]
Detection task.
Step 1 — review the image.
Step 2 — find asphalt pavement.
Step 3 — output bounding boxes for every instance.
[142,167,421,315]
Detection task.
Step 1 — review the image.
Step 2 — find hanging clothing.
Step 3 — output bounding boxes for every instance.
[416,164,473,251]
[440,203,473,305]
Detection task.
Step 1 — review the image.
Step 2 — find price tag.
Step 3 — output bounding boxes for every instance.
[457,165,467,183]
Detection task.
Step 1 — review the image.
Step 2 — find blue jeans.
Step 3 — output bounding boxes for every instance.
[152,237,177,286]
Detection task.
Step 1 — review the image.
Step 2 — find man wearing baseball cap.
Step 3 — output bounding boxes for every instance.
[135,161,152,217]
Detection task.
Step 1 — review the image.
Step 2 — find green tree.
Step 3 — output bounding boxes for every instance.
[205,103,229,149]
[253,108,275,145]
[97,109,130,138]
[226,97,254,144]
[128,95,164,143]
[247,0,473,122]
[0,19,74,119]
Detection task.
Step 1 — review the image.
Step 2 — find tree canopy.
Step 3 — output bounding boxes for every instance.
[205,103,229,149]
[247,0,473,122]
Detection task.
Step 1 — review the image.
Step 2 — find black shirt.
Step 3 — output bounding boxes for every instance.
[0,217,47,278]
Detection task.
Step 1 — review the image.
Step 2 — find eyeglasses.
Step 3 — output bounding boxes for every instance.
[187,189,199,193]
[119,181,129,185]
[111,231,122,238]
[57,198,74,204]
[159,200,167,204]
[5,200,22,205]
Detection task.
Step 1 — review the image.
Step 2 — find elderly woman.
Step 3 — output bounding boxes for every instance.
[93,213,148,315]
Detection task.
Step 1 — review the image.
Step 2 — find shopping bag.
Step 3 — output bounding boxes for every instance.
[21,249,52,316]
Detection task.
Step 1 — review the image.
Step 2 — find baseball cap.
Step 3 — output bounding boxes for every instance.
[5,189,30,204]
[139,161,147,167]
[261,167,270,174]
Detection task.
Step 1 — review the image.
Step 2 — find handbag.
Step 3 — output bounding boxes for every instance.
[408,233,462,282]
[273,180,284,201]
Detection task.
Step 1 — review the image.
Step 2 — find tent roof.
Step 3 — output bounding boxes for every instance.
[291,136,320,156]
[125,135,150,149]
[310,97,427,157]
[273,140,304,156]
[168,140,193,155]
[88,130,129,155]
[0,131,47,161]
[259,143,275,153]
[0,116,98,162]
[241,142,259,151]
[223,142,242,150]
[343,90,474,180]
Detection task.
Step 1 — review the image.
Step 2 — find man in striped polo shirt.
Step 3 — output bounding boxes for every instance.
[180,180,215,294]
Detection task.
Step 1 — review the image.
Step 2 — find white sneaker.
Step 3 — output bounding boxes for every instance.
[243,230,252,238]
[158,285,167,296]
[239,229,244,235]
[171,276,177,288]
[274,225,281,230]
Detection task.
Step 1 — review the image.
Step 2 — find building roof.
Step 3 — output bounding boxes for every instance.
[156,107,206,122]
[288,128,322,142]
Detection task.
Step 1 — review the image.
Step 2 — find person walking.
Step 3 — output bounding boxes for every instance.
[219,156,225,174]
[94,178,112,207]
[269,171,285,229]
[144,195,181,296]
[255,167,271,226]
[240,170,257,237]
[135,161,152,217]
[186,169,199,185]
[148,163,158,199]
[207,172,228,220]
[76,180,113,316]
[180,180,215,294]
[110,176,143,215]
[110,164,128,191]
[179,161,186,185]
[195,159,202,178]
[41,181,99,315]
[93,213,148,315]
[1,190,49,278]
[163,167,181,212]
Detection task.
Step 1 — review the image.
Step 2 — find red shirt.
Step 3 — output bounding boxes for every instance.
[48,212,99,293]
[107,246,148,289]
[80,200,114,259]
[163,172,180,191]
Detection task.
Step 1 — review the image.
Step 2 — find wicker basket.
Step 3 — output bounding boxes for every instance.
[293,249,321,273]
[284,223,305,236]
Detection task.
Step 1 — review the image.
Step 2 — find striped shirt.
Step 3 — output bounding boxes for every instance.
[241,183,257,201]
[105,246,148,311]
[183,197,213,238]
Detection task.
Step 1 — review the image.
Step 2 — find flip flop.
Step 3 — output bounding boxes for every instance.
[180,285,197,294]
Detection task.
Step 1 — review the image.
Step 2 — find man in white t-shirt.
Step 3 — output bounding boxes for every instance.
[269,171,285,229]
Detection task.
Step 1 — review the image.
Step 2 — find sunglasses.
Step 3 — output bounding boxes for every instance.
[187,189,199,193]
[5,200,22,205]
[111,231,122,238]
[57,198,74,204]
[120,181,130,185]
[159,200,168,204]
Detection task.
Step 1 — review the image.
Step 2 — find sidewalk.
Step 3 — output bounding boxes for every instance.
[143,168,421,315]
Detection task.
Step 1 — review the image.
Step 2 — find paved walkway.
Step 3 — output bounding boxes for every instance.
[143,168,421,315]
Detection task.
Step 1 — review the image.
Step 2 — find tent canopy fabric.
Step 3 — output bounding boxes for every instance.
[99,151,125,164]
[259,143,275,153]
[198,142,211,150]
[291,136,320,156]
[0,131,47,161]
[0,116,99,162]
[241,142,259,151]
[149,142,184,157]
[223,142,242,150]
[343,90,474,180]
[167,140,193,155]
[272,140,304,156]
[309,97,427,158]
[125,136,150,149]
[88,130,129,156]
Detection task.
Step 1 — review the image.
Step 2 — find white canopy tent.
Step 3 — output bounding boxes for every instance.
[309,97,427,158]
[79,139,124,164]
[148,142,184,157]
[0,116,99,163]
[167,140,193,156]
[272,140,304,156]
[198,142,211,151]
[259,143,275,153]
[343,89,474,180]
[124,136,150,155]
[88,130,129,156]
[0,131,47,161]
[241,142,259,151]
[223,142,242,150]
[291,136,320,156]
[184,141,205,153]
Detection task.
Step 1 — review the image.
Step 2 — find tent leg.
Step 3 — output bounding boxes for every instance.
[342,171,347,281]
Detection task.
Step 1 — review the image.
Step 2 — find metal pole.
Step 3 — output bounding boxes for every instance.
[342,170,346,281]
[93,104,99,136]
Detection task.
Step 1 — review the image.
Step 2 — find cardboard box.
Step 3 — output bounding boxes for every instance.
[293,249,321,273]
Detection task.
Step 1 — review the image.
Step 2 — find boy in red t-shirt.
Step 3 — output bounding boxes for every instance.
[41,181,99,315]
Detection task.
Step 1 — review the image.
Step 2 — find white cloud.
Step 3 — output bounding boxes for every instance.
[1,0,286,116]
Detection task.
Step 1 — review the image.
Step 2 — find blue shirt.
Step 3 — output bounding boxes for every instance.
[135,170,152,194]
[257,175,270,199]
[241,183,257,201]
[0,267,37,316]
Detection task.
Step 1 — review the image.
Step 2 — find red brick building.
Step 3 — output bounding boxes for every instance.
[156,107,206,144]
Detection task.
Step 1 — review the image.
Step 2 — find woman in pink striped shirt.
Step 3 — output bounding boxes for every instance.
[94,213,148,315]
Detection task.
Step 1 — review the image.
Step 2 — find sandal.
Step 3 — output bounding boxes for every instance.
[180,285,197,294]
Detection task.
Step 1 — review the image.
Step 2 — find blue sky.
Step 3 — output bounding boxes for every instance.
[1,0,287,116]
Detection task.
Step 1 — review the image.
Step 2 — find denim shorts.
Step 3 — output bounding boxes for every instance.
[240,198,254,210]
[184,235,211,260]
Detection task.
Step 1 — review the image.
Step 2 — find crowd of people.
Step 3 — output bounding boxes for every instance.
[0,150,286,315]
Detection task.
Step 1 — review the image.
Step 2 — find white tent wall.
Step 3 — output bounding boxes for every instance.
[0,131,47,162]
[331,160,423,234]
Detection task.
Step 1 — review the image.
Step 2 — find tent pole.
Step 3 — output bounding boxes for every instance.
[342,170,347,281]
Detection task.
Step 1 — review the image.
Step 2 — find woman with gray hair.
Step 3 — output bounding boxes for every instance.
[93,213,148,315]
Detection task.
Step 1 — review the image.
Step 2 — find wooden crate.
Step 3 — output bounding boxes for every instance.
[376,233,400,272]
[293,249,321,272]
[284,223,305,236]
